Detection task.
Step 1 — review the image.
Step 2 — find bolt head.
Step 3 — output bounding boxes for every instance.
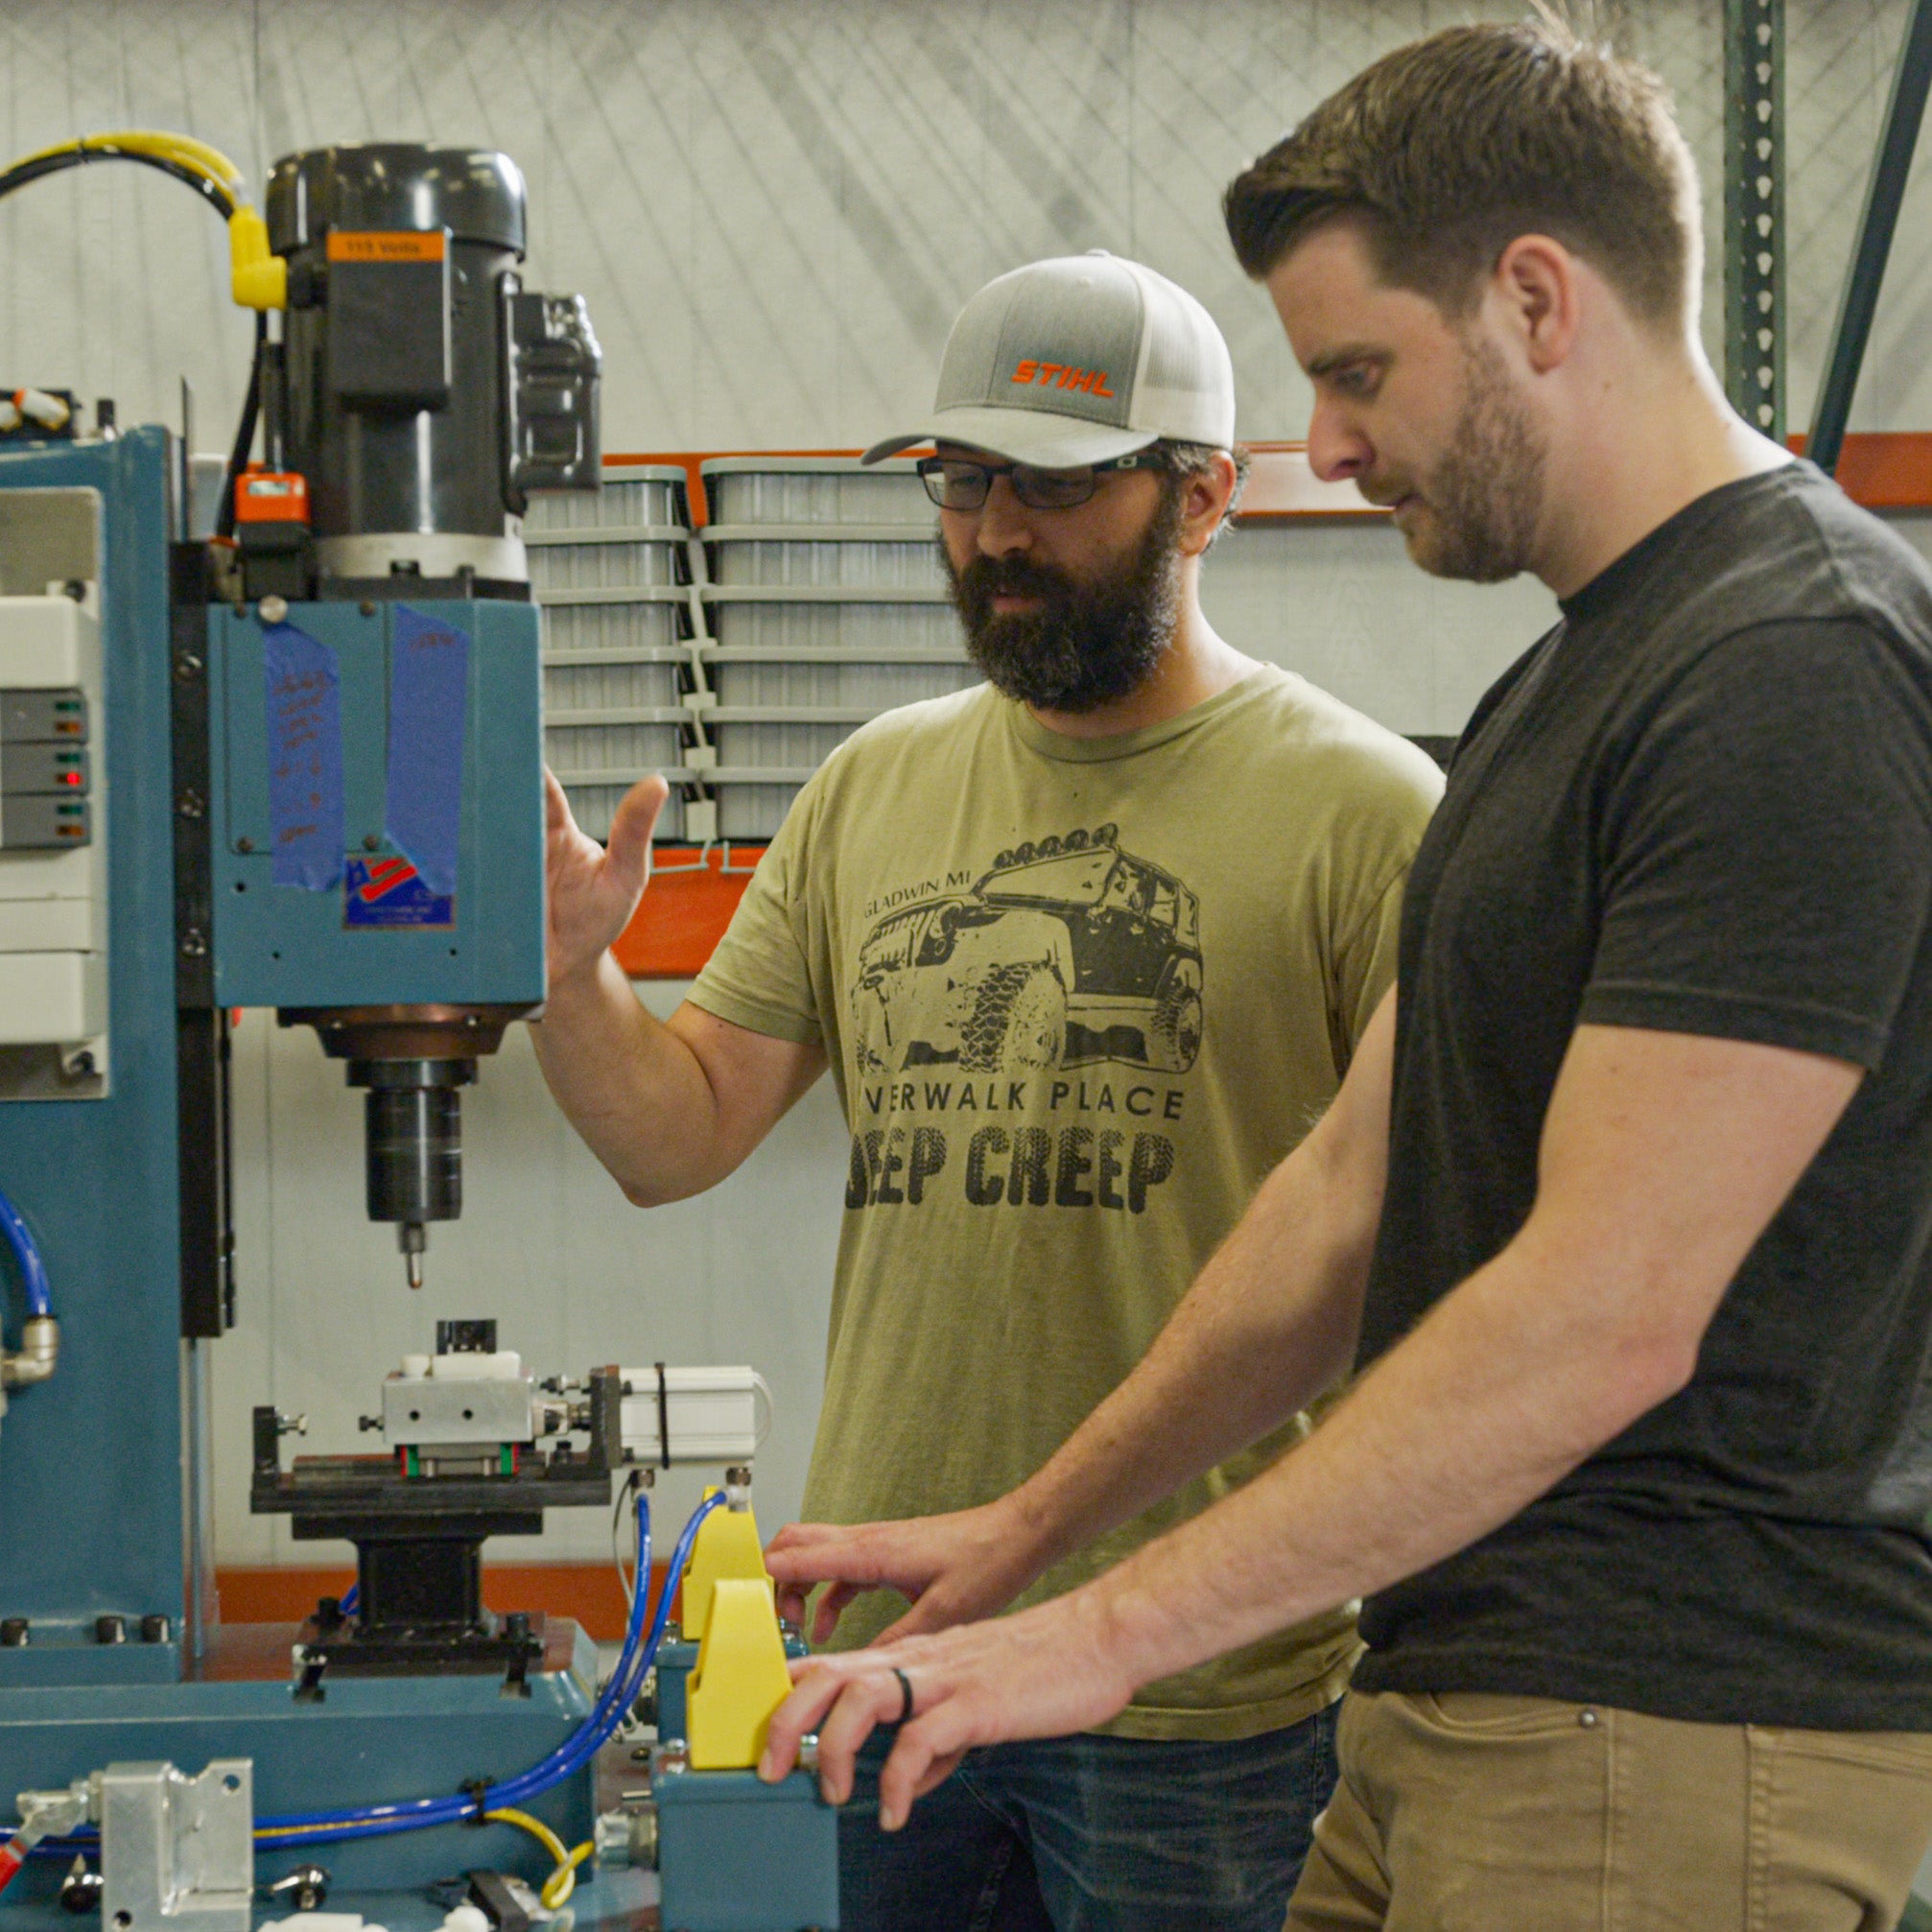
[258,595,289,624]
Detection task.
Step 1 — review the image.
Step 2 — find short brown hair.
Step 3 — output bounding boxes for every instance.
[1223,21,1700,328]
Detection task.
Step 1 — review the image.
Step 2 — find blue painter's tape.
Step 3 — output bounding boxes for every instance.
[344,857,454,929]
[263,620,344,890]
[387,605,470,897]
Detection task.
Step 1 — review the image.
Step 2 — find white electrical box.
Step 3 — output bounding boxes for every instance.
[0,590,105,1081]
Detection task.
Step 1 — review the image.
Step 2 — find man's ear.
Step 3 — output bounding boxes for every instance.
[1177,450,1238,557]
[1490,234,1582,375]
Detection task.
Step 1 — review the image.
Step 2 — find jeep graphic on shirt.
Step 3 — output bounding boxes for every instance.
[850,826,1205,1078]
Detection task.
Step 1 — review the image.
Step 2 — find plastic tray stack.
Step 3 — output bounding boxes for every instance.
[696,459,980,839]
[529,463,695,840]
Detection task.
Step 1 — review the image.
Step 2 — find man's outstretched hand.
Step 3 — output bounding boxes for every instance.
[757,1590,1140,1830]
[544,769,668,988]
[764,1499,1053,1647]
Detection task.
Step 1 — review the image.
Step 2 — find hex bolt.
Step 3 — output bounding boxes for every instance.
[140,1614,171,1644]
[94,1615,125,1645]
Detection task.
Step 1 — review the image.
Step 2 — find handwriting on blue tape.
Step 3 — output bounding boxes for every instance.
[386,606,469,898]
[263,621,344,890]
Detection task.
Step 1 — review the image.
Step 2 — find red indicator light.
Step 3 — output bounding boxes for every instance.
[59,772,81,787]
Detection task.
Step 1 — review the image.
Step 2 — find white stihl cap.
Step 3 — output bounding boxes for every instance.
[862,251,1236,469]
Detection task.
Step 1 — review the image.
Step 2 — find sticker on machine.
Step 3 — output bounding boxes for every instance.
[344,856,454,929]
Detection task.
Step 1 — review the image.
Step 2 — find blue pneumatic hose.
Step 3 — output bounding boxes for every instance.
[0,1190,51,1320]
[34,1488,729,1856]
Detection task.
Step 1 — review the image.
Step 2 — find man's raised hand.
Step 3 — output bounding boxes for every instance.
[543,769,668,988]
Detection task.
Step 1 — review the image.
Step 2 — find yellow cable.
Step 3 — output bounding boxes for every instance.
[0,130,286,310]
[539,1840,595,1910]
[483,1807,568,1867]
[485,1809,594,1908]
[5,131,238,195]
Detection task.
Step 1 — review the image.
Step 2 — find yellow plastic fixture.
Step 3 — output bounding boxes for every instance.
[686,1576,794,1770]
[680,1489,770,1639]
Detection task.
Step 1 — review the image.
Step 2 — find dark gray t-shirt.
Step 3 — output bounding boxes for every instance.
[1353,464,1932,1729]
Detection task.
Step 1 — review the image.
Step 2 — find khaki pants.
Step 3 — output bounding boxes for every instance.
[1286,1689,1932,1932]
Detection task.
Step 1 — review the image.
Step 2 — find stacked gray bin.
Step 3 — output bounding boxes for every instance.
[697,458,980,839]
[529,462,694,841]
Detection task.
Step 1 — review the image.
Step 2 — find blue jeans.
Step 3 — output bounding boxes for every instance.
[837,1704,1342,1932]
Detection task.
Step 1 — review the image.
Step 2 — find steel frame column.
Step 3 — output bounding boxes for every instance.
[1725,0,1786,440]
[1805,0,1932,476]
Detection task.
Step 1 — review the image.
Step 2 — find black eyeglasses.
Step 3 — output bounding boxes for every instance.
[916,452,1156,512]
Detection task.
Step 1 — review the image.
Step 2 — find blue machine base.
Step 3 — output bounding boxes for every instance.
[648,1637,838,1929]
[655,1770,839,1932]
[0,1625,599,1921]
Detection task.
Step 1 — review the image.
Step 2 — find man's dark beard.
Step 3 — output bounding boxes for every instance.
[1396,334,1546,584]
[943,484,1185,713]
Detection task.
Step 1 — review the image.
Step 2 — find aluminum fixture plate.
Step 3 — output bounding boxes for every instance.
[380,1373,534,1448]
[99,1760,251,1932]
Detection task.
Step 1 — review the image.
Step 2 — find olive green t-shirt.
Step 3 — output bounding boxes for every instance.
[690,669,1443,1739]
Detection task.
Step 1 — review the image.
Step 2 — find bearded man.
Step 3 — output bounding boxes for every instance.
[531,251,1442,1931]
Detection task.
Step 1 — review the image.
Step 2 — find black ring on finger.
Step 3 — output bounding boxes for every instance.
[892,1666,915,1726]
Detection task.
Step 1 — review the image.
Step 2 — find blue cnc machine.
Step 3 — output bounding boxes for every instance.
[0,139,836,1932]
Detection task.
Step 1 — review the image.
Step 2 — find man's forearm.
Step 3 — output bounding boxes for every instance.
[529,954,729,1203]
[1077,1213,1696,1691]
[1009,1123,1378,1576]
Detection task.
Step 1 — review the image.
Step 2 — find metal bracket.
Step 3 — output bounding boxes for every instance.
[99,1760,252,1932]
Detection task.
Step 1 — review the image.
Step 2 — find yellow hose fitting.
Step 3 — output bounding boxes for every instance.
[229,207,286,311]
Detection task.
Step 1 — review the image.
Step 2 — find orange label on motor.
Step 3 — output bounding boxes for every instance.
[326,229,447,264]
